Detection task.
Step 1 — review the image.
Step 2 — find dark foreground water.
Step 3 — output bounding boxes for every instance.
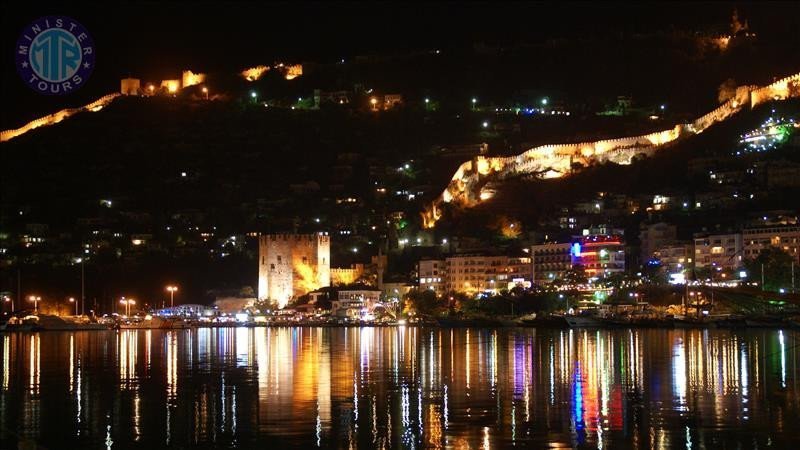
[1,327,799,449]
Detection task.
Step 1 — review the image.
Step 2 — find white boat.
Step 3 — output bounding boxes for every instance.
[119,316,192,329]
[563,314,602,327]
[5,315,111,331]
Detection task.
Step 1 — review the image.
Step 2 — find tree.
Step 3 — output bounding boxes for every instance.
[406,289,443,317]
[743,248,796,292]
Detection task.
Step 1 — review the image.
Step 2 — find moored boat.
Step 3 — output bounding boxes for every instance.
[119,316,192,329]
[562,314,603,328]
[744,316,785,328]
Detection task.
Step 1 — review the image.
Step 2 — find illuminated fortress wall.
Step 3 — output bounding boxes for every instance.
[181,70,206,88]
[750,72,800,108]
[258,233,331,307]
[422,72,800,228]
[1,93,120,143]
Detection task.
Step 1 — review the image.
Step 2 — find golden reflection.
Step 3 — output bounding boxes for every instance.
[119,330,137,388]
[133,390,141,441]
[166,331,177,399]
[1,328,798,448]
[3,335,11,390]
[673,334,687,410]
[69,334,74,390]
[29,334,40,394]
[145,329,152,370]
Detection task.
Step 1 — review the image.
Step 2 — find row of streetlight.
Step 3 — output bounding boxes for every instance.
[2,285,179,317]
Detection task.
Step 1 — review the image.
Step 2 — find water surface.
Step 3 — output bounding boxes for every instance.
[1,327,799,448]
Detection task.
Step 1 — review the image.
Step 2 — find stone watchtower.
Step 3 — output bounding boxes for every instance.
[258,233,331,307]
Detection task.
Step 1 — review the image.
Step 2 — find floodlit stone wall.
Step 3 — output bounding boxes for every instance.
[120,78,141,95]
[1,93,120,143]
[422,71,800,228]
[750,73,800,108]
[181,70,206,88]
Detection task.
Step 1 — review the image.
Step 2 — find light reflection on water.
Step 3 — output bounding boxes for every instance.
[0,327,798,449]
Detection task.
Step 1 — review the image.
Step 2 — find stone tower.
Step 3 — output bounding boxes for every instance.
[258,233,331,307]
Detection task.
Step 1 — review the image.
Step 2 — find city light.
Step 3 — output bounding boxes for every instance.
[119,297,136,316]
[28,295,41,314]
[166,286,178,307]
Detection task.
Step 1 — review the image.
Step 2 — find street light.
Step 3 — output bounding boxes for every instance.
[69,297,77,316]
[202,86,209,100]
[120,297,136,316]
[28,295,41,314]
[3,295,12,313]
[250,91,258,103]
[166,285,178,307]
[471,97,477,110]
[370,97,378,110]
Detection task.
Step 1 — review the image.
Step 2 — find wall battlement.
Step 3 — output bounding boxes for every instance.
[422,72,800,228]
[1,93,120,143]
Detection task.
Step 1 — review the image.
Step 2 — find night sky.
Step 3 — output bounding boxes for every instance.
[2,1,799,126]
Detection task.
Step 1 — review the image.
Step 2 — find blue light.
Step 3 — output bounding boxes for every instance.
[571,242,582,257]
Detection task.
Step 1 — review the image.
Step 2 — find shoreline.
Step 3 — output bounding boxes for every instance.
[2,317,799,332]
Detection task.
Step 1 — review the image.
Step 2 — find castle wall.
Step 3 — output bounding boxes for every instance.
[181,70,206,88]
[1,93,120,143]
[750,73,800,108]
[120,78,141,95]
[423,71,800,227]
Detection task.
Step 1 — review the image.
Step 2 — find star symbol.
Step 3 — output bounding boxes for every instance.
[21,61,28,68]
[83,62,91,69]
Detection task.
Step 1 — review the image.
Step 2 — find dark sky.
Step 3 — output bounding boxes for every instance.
[2,1,799,126]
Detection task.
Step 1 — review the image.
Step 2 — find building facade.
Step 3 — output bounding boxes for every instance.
[572,235,626,277]
[332,289,381,319]
[743,225,800,262]
[417,259,446,296]
[531,242,572,284]
[693,232,743,270]
[445,254,506,294]
[258,233,331,307]
[444,254,531,295]
[639,222,678,263]
[653,243,694,275]
[506,256,533,289]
